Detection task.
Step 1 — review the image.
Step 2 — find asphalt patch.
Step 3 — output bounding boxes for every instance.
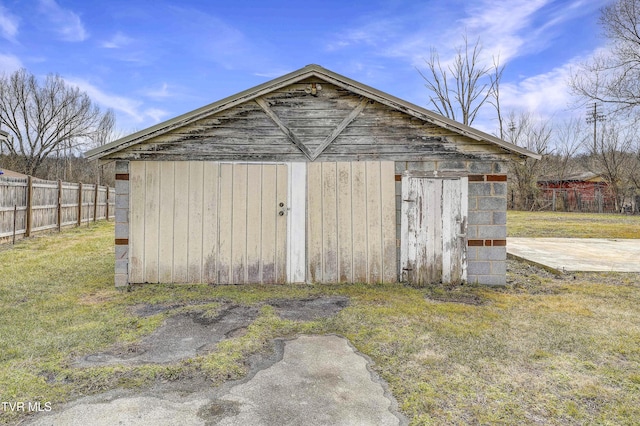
[77,297,349,367]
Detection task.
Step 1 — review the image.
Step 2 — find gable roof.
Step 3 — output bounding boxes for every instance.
[86,64,540,161]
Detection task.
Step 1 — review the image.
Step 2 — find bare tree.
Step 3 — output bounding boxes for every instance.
[580,121,636,211]
[570,0,640,117]
[0,68,114,177]
[551,118,588,182]
[506,112,553,210]
[418,34,503,126]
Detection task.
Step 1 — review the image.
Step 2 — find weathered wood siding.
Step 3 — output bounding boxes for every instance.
[400,176,468,285]
[108,78,513,163]
[129,161,288,284]
[307,161,396,283]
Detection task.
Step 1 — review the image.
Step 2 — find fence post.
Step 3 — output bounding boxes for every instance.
[25,176,33,237]
[105,185,110,221]
[13,204,17,244]
[77,182,82,227]
[57,179,62,232]
[93,183,98,223]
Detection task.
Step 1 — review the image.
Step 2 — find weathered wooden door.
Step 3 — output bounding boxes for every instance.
[129,162,287,284]
[400,176,468,285]
[216,163,288,284]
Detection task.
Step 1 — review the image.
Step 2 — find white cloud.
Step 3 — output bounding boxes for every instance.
[64,77,167,125]
[101,31,133,49]
[38,0,87,42]
[143,83,172,99]
[0,4,18,42]
[0,53,22,73]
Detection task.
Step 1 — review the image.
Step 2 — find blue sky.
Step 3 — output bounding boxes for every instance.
[0,0,612,137]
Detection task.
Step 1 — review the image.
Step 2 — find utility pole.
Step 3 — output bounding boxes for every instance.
[586,103,605,152]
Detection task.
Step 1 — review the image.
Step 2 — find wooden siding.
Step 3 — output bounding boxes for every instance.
[108,78,512,163]
[401,176,468,285]
[307,161,396,283]
[129,161,287,284]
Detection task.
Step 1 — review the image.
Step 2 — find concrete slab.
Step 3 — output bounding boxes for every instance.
[25,335,405,426]
[507,238,640,272]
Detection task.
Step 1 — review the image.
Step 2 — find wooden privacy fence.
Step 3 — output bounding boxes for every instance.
[0,176,115,243]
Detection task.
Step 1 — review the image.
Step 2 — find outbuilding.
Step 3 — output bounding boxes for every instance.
[86,65,538,287]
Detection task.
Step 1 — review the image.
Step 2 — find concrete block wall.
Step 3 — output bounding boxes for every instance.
[395,160,509,286]
[114,160,130,288]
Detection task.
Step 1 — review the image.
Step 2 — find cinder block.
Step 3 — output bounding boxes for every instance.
[115,273,129,288]
[468,211,493,225]
[466,275,479,285]
[476,246,506,261]
[437,160,466,171]
[115,208,128,223]
[492,162,509,174]
[407,161,436,172]
[115,195,129,210]
[491,261,507,275]
[115,245,128,260]
[115,180,129,195]
[466,247,478,260]
[115,160,129,174]
[469,182,492,197]
[115,259,128,274]
[475,274,507,286]
[468,261,491,275]
[466,225,478,239]
[467,196,478,211]
[477,196,507,211]
[395,161,407,173]
[477,225,507,239]
[468,162,493,173]
[115,223,129,239]
[493,212,507,225]
[492,182,507,196]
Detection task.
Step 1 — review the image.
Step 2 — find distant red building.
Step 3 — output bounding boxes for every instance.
[537,172,616,212]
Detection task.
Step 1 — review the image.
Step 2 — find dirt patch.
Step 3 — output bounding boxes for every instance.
[269,296,349,321]
[76,305,260,367]
[77,297,349,367]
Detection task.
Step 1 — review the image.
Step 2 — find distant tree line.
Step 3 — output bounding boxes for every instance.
[419,0,640,213]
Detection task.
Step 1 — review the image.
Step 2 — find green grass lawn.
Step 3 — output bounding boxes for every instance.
[508,210,640,238]
[1,220,640,425]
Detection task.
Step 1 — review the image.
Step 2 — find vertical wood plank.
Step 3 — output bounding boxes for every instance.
[459,177,468,282]
[424,179,442,283]
[287,163,307,283]
[400,176,413,283]
[202,162,219,283]
[188,162,204,283]
[129,162,145,283]
[231,164,248,284]
[306,162,323,283]
[260,164,277,283]
[158,162,175,283]
[380,161,397,282]
[275,164,288,283]
[217,163,234,284]
[144,161,160,283]
[173,162,190,283]
[322,162,338,283]
[246,164,262,283]
[336,162,353,283]
[366,162,382,283]
[350,161,368,283]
